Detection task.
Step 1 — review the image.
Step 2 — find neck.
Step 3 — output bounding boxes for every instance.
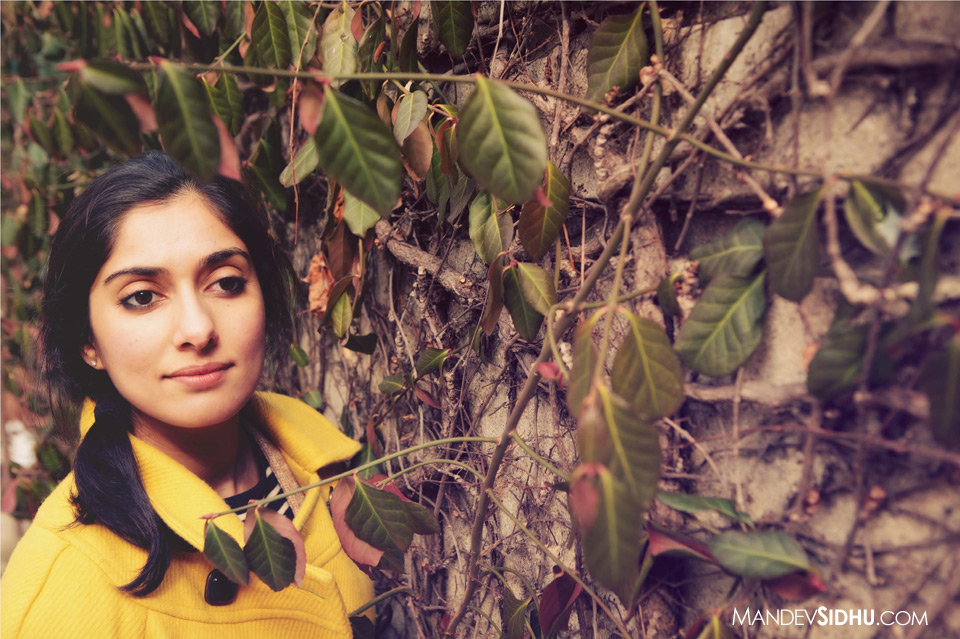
[131,411,258,497]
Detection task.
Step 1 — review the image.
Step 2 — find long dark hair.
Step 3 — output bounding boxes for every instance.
[40,151,295,595]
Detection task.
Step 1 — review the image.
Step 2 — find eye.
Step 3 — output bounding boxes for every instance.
[120,290,159,309]
[212,276,247,296]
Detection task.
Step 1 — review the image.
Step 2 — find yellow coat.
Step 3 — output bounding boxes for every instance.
[1,392,373,639]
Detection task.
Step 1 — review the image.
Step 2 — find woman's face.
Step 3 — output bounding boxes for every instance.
[84,191,266,433]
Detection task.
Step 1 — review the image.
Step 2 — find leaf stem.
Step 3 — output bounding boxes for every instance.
[376,459,484,485]
[202,436,497,519]
[348,586,412,617]
[510,432,570,481]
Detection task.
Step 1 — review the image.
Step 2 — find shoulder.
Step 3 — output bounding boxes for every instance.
[0,498,137,639]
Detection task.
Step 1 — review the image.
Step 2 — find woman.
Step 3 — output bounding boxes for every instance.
[1,152,372,638]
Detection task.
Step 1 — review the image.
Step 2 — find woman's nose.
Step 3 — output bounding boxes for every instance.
[173,292,218,351]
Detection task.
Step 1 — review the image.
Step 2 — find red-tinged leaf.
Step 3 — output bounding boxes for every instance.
[213,115,241,181]
[539,569,582,639]
[369,474,410,501]
[123,93,157,132]
[203,520,250,585]
[243,507,306,587]
[299,83,325,136]
[535,185,552,208]
[181,12,201,39]
[435,119,456,176]
[402,119,433,181]
[765,570,826,602]
[324,218,357,281]
[56,59,88,73]
[1,479,18,513]
[537,361,561,381]
[480,259,504,336]
[647,524,715,563]
[243,508,298,591]
[415,386,441,409]
[569,466,601,532]
[350,4,364,42]
[331,477,386,567]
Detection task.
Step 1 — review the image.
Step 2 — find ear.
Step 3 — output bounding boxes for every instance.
[82,344,103,370]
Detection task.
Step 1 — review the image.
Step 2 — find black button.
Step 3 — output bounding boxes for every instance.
[204,569,239,606]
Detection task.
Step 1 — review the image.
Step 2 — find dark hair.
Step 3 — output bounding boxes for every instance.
[40,151,295,595]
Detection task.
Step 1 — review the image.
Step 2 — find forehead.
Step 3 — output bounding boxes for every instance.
[104,192,247,266]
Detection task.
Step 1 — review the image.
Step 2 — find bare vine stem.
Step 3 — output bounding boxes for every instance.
[202,436,497,519]
[444,3,769,634]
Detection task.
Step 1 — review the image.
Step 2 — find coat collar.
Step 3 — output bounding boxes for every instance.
[78,391,360,550]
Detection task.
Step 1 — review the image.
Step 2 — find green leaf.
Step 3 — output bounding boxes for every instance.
[302,389,323,409]
[431,0,473,58]
[379,374,405,395]
[314,87,402,217]
[843,180,905,257]
[225,0,246,40]
[244,511,297,591]
[458,76,548,204]
[909,209,948,326]
[204,72,243,137]
[53,108,74,156]
[518,162,570,261]
[79,59,147,95]
[657,273,681,319]
[657,492,754,526]
[415,347,450,377]
[279,137,320,187]
[156,61,220,181]
[806,320,868,401]
[330,291,352,339]
[567,314,600,418]
[398,19,419,73]
[74,83,141,156]
[253,1,291,69]
[184,1,219,36]
[612,314,684,419]
[480,260,505,336]
[674,272,767,377]
[357,14,386,99]
[143,2,173,44]
[281,1,319,65]
[598,386,660,507]
[342,190,382,236]
[289,344,310,367]
[28,112,54,154]
[708,530,810,580]
[501,588,530,639]
[468,191,513,265]
[394,90,428,144]
[320,2,357,87]
[503,266,544,341]
[516,262,556,316]
[763,187,823,302]
[343,332,378,355]
[586,9,648,102]
[918,334,960,446]
[345,480,417,551]
[690,218,765,284]
[577,465,645,606]
[203,521,250,585]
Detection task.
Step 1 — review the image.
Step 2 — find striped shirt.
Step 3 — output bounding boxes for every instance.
[224,443,295,522]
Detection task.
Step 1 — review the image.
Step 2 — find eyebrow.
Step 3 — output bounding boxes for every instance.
[102,247,252,285]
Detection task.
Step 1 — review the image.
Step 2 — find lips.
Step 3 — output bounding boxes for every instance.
[164,362,233,390]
